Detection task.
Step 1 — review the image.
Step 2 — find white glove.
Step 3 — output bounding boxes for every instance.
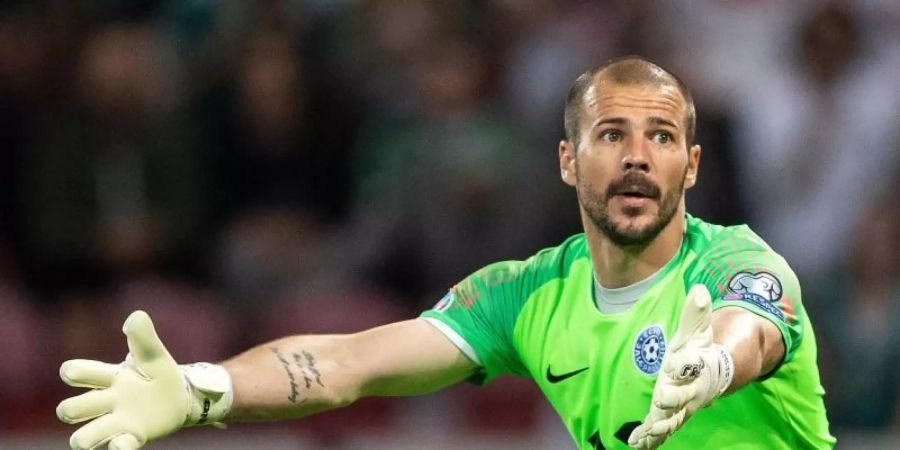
[628,284,734,450]
[56,311,233,450]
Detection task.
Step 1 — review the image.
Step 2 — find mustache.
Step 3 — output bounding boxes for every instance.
[606,172,661,199]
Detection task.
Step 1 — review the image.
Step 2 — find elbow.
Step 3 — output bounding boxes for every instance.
[328,384,361,409]
[322,359,364,410]
[324,395,356,411]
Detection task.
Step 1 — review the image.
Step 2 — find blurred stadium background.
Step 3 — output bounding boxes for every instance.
[0,0,898,448]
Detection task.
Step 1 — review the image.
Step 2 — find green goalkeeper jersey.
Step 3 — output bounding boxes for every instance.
[421,215,835,450]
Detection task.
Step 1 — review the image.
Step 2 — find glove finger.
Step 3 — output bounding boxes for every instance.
[670,284,712,351]
[60,360,119,389]
[630,436,651,449]
[648,401,672,420]
[629,422,655,447]
[629,405,668,447]
[654,383,696,410]
[634,434,665,450]
[108,433,142,450]
[69,414,121,450]
[57,389,116,424]
[122,311,178,379]
[628,422,648,446]
[649,408,686,437]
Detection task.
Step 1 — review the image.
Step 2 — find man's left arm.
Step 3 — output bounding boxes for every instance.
[713,306,785,394]
[629,237,805,450]
[628,285,788,449]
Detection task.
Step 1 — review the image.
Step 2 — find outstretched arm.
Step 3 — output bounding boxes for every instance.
[224,319,477,421]
[57,312,477,450]
[628,285,786,450]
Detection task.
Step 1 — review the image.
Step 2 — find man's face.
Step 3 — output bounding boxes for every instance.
[559,79,700,247]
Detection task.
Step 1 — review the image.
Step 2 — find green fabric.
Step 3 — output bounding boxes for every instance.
[421,215,834,449]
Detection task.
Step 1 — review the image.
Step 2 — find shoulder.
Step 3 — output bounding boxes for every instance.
[684,215,799,297]
[685,215,772,256]
[457,233,590,297]
[686,215,787,267]
[683,218,807,357]
[522,233,590,276]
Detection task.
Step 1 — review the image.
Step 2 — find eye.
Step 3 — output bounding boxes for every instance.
[652,131,673,145]
[599,130,623,143]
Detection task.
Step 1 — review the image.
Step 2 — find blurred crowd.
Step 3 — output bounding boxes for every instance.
[0,0,898,444]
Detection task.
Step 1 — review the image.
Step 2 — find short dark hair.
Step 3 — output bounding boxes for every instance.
[563,56,696,149]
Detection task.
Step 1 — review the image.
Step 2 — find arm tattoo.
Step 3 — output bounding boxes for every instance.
[270,347,303,404]
[292,350,325,388]
[303,350,325,387]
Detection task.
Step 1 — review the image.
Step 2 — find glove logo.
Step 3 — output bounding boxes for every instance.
[633,325,666,375]
[677,359,705,380]
[198,398,211,424]
[727,271,782,302]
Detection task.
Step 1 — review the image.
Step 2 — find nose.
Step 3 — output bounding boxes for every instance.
[621,138,651,173]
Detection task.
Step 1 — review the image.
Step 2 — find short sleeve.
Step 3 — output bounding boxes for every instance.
[420,261,528,384]
[688,245,805,364]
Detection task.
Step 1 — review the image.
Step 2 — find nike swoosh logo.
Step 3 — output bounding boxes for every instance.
[546,366,590,383]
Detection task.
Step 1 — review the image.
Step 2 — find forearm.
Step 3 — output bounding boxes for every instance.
[222,334,358,422]
[222,319,475,422]
[712,307,785,394]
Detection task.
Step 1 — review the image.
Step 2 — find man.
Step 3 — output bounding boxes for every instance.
[56,56,835,450]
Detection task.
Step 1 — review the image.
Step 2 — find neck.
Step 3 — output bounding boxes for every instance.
[585,207,686,289]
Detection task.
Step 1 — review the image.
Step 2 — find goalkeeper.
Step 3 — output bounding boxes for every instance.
[56,56,835,450]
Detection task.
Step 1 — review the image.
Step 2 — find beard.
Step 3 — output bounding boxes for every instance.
[576,165,686,247]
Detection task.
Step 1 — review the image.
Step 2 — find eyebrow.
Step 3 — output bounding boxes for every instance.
[649,117,679,129]
[592,117,627,128]
[592,116,680,129]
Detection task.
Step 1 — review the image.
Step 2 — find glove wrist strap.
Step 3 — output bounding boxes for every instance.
[181,363,234,427]
[711,344,734,397]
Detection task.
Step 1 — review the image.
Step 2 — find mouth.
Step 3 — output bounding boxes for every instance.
[612,185,657,200]
[615,191,652,199]
[604,174,662,210]
[616,195,653,208]
[609,184,659,211]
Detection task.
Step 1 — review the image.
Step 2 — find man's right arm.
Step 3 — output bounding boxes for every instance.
[224,319,478,422]
[57,312,477,450]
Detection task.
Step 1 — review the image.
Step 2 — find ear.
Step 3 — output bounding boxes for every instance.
[684,144,701,189]
[559,139,577,187]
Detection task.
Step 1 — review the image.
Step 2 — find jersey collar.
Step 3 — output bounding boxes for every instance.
[593,231,687,314]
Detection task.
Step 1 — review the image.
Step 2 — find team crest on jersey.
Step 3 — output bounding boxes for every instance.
[633,325,666,375]
[432,292,455,312]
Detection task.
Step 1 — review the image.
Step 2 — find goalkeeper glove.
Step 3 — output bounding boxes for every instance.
[56,310,233,450]
[628,284,734,450]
